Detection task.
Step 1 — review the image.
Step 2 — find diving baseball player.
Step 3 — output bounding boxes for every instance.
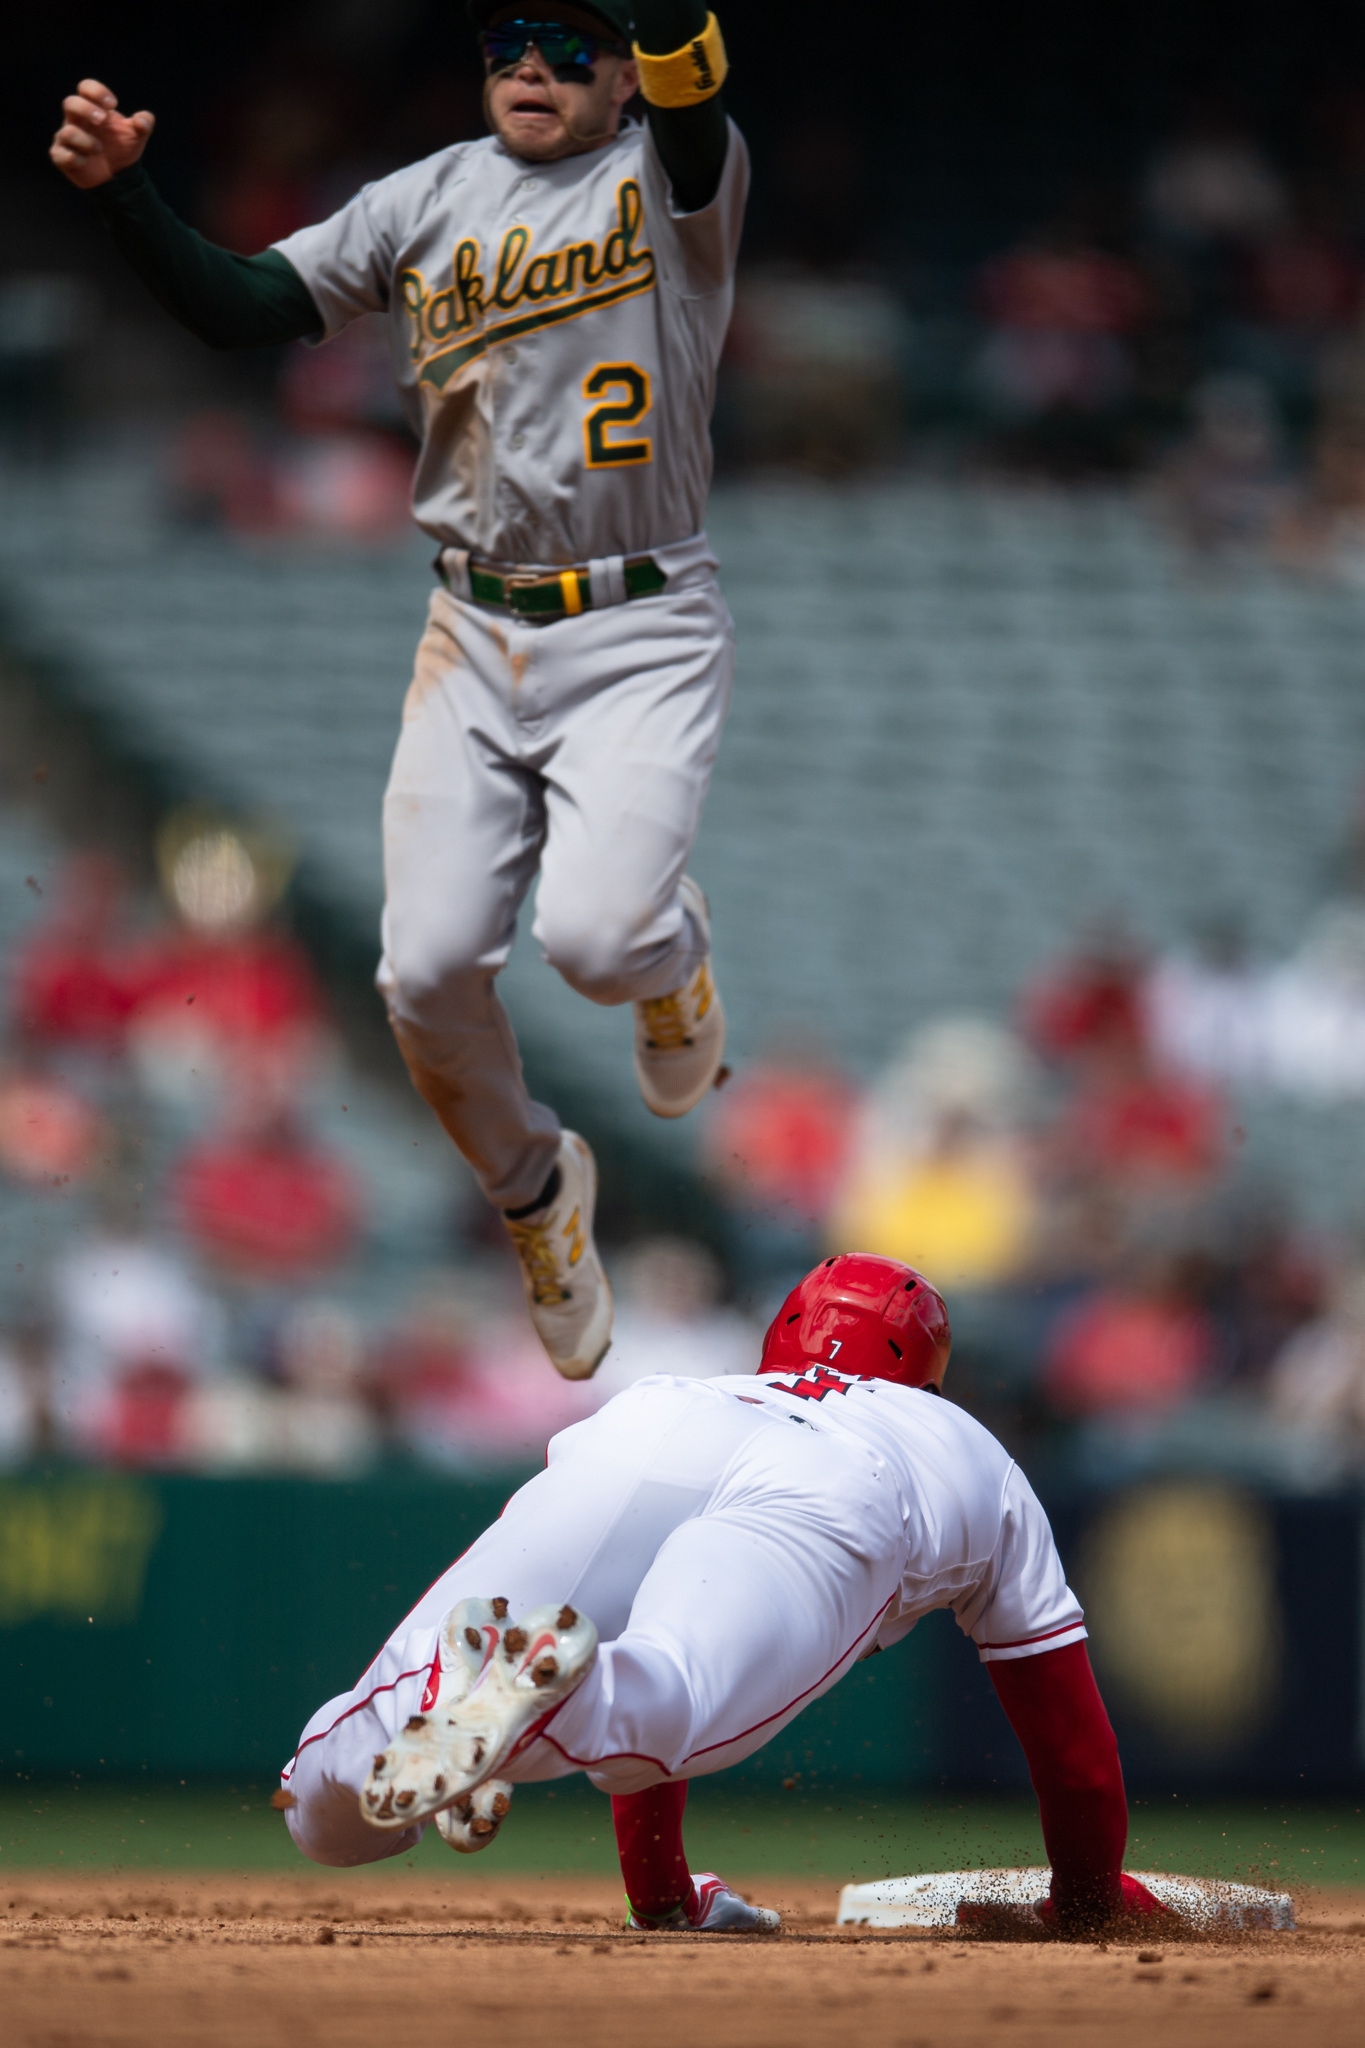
[277,1255,1168,1936]
[51,2,746,1380]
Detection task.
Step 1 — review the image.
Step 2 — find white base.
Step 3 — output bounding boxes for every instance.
[837,1868,1296,1932]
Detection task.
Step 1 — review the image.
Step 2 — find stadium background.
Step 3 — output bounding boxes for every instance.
[4,0,1365,1886]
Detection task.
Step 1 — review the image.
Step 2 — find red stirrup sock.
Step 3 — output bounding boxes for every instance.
[611,1781,691,1920]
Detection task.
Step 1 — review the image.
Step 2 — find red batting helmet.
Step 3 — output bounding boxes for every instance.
[758,1253,952,1391]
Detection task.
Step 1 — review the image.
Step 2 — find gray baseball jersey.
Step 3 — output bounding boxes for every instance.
[274,118,749,565]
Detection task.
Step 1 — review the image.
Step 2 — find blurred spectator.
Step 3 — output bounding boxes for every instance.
[831,1019,1039,1289]
[1258,899,1365,1098]
[1044,1253,1220,1416]
[277,315,409,438]
[167,406,412,542]
[1022,921,1147,1067]
[702,1036,857,1292]
[169,411,280,532]
[1217,1215,1326,1384]
[1268,1261,1365,1440]
[721,265,910,470]
[11,852,135,1050]
[48,1201,226,1461]
[182,1301,376,1474]
[1144,914,1271,1086]
[401,1291,598,1471]
[269,432,413,541]
[1143,115,1288,247]
[592,1237,756,1397]
[273,1299,377,1472]
[974,222,1149,421]
[96,1359,197,1468]
[1242,183,1361,335]
[1154,374,1289,555]
[179,1370,282,1471]
[1055,1042,1225,1192]
[174,1101,362,1282]
[832,1106,1036,1290]
[0,1057,105,1187]
[126,812,330,1114]
[1026,922,1226,1276]
[370,1272,482,1456]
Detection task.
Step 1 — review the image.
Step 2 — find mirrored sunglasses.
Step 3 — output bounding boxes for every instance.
[481,20,629,74]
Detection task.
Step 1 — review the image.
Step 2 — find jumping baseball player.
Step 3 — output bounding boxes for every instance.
[51,2,746,1380]
[276,1255,1168,1936]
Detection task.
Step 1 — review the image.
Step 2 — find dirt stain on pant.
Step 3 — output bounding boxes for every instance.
[386,1006,468,1140]
[404,608,463,724]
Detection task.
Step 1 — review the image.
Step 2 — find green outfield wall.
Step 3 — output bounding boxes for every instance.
[0,1466,944,1787]
[3,1468,1362,1791]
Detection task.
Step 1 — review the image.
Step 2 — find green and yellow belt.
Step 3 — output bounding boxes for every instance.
[450,554,667,621]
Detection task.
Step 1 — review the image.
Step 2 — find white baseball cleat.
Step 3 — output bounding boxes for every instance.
[434,1779,514,1853]
[428,1597,515,1852]
[633,877,727,1119]
[361,1601,598,1831]
[627,1873,782,1934]
[503,1131,613,1380]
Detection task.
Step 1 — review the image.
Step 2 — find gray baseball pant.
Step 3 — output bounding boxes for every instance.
[376,533,734,1211]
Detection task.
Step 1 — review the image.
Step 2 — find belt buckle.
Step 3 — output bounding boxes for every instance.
[505,573,547,618]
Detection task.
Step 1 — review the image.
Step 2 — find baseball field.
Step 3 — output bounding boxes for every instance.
[4,1782,1364,2046]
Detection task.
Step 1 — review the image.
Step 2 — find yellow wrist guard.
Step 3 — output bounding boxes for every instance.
[633,12,728,107]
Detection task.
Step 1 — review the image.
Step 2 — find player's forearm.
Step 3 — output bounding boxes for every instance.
[988,1642,1128,1931]
[90,164,321,349]
[634,0,730,215]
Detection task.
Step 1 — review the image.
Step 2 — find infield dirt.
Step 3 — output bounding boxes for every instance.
[3,1873,1363,2047]
[2,1875,1365,2048]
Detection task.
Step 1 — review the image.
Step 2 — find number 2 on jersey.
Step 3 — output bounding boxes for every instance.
[583,363,653,467]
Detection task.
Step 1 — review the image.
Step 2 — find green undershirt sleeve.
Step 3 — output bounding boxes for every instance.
[90,164,323,350]
[633,0,730,215]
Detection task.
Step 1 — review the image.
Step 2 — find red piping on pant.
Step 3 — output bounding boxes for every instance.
[539,1593,895,1778]
[281,1663,432,1782]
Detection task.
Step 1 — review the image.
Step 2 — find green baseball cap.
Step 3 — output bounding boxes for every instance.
[467,0,637,41]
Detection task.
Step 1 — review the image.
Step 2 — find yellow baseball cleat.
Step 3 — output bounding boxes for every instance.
[503,1130,613,1380]
[634,877,727,1119]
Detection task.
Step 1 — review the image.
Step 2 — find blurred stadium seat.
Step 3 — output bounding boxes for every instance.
[4,452,1365,1236]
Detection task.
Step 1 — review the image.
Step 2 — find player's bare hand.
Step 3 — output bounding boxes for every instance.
[50,80,154,189]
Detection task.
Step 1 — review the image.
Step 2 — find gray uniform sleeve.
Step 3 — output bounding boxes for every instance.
[271,163,423,341]
[641,118,749,300]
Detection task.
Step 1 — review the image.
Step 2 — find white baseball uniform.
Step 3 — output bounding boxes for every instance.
[281,1369,1084,1867]
[273,118,749,1208]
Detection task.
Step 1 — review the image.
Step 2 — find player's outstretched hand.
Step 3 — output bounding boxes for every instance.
[958,1874,1173,1941]
[50,80,154,189]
